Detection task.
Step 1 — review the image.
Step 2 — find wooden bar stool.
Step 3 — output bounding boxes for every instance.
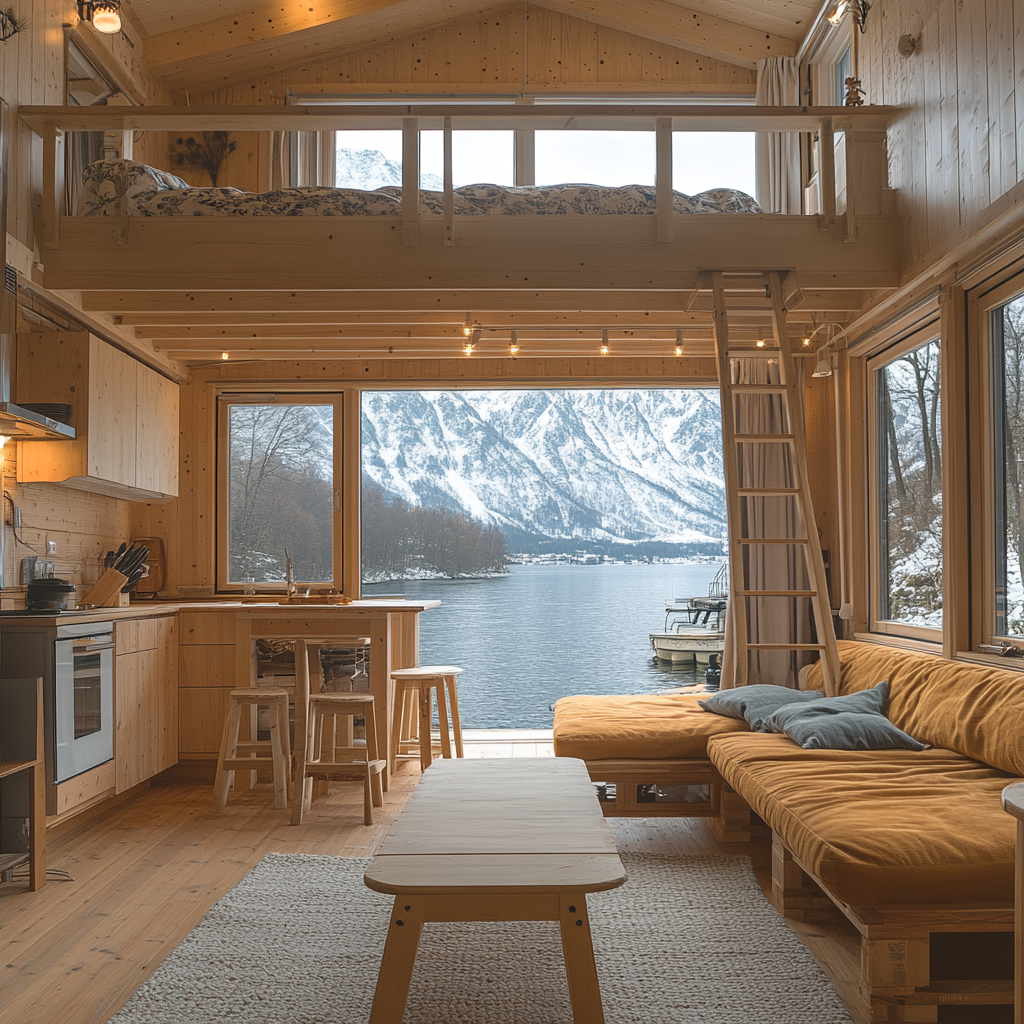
[293,692,386,826]
[390,666,465,772]
[214,687,290,810]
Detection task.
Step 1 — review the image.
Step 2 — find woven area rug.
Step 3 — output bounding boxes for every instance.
[109,848,853,1024]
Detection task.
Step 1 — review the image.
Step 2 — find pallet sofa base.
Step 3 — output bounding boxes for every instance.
[581,758,751,841]
[771,832,1014,1023]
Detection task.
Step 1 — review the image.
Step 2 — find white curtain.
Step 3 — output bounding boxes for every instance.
[721,358,813,689]
[270,131,336,188]
[755,57,802,215]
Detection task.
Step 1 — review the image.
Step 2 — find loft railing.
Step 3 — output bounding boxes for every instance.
[20,104,898,250]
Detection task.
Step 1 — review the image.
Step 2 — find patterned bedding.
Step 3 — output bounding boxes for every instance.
[76,158,761,217]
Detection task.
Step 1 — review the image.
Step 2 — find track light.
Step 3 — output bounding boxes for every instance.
[509,331,519,357]
[812,345,833,378]
[78,0,122,33]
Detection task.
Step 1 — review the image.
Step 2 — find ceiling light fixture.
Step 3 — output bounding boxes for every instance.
[600,329,609,357]
[78,0,122,34]
[675,329,683,357]
[812,345,833,378]
[509,331,519,357]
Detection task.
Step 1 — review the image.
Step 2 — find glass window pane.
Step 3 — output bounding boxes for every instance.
[835,45,852,104]
[335,130,403,189]
[535,130,655,186]
[878,339,942,628]
[420,130,515,187]
[226,403,335,584]
[994,296,1024,636]
[672,132,756,197]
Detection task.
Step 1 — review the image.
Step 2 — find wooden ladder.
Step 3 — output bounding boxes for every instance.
[705,269,840,695]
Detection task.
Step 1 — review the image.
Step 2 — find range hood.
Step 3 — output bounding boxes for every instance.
[0,95,75,442]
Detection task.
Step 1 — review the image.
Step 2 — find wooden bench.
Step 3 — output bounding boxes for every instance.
[363,757,626,1024]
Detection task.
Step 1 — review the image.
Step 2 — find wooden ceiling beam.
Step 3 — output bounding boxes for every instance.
[531,0,798,69]
[83,288,872,315]
[143,0,490,93]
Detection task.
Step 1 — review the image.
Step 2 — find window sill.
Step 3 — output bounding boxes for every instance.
[852,632,943,656]
[953,650,1024,673]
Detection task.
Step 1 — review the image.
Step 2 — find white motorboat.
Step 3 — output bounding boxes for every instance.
[649,564,727,667]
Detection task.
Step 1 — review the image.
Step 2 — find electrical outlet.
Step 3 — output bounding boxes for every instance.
[12,506,20,528]
[46,539,57,554]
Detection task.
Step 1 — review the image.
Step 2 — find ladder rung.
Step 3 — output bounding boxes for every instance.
[728,385,787,393]
[741,590,817,597]
[735,537,810,545]
[732,434,795,442]
[747,644,827,651]
[737,488,801,495]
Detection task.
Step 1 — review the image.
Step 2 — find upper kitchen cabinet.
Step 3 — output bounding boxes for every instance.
[16,333,178,502]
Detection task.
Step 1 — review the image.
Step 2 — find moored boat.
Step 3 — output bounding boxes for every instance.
[649,563,728,667]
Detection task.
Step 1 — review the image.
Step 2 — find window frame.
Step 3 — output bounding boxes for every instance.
[865,323,944,642]
[215,391,346,594]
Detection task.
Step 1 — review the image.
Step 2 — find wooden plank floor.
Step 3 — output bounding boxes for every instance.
[0,759,879,1024]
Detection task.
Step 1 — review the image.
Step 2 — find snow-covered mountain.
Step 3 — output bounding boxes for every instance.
[361,389,726,548]
[335,148,443,191]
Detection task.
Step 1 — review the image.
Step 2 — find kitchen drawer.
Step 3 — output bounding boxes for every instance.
[115,615,174,654]
[53,761,115,818]
[178,611,237,645]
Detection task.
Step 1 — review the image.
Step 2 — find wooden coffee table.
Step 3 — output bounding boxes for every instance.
[364,757,626,1024]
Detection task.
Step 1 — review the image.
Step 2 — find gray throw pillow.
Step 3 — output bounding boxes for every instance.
[771,709,928,751]
[764,680,891,733]
[699,683,825,732]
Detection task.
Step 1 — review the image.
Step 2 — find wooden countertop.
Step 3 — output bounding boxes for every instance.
[0,598,440,627]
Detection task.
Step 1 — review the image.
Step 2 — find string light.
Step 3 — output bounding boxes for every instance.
[600,329,609,356]
[675,329,683,357]
[509,331,519,357]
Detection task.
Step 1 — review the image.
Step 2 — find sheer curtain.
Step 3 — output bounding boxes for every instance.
[755,56,802,215]
[720,357,813,689]
[270,131,336,188]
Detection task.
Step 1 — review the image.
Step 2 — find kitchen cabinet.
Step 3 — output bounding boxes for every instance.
[177,610,235,758]
[16,332,178,502]
[114,615,177,793]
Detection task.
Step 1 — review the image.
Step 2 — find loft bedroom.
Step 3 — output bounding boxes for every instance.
[4,4,1024,1024]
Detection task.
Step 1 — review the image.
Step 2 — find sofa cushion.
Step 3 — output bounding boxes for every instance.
[699,683,824,731]
[803,640,1024,776]
[769,709,928,751]
[708,732,1017,906]
[553,692,748,760]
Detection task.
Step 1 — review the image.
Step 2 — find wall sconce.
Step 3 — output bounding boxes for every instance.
[827,0,870,32]
[812,345,833,378]
[78,1,122,35]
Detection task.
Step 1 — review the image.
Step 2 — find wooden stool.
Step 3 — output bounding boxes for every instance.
[390,666,465,772]
[293,692,386,826]
[214,687,290,810]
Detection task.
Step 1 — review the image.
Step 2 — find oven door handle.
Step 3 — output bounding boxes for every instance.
[71,639,115,653]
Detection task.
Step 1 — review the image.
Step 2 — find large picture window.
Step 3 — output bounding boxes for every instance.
[870,335,943,636]
[217,395,343,590]
[991,293,1024,637]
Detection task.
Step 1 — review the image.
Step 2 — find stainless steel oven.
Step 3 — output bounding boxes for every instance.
[1,620,114,813]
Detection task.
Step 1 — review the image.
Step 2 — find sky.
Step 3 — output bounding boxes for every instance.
[335,129,757,197]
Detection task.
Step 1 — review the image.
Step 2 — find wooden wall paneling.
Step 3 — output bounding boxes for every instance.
[988,0,1018,199]
[923,3,960,251]
[527,7,561,85]
[565,12,598,85]
[1015,0,1024,183]
[902,1,929,264]
[955,0,991,222]
[597,24,641,83]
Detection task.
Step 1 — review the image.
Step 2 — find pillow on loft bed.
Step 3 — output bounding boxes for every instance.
[762,681,929,751]
[700,683,824,732]
[76,159,761,218]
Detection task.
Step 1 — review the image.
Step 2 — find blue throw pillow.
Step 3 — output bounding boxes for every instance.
[770,709,928,751]
[764,680,891,733]
[699,683,825,732]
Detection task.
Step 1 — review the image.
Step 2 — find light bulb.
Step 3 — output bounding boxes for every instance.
[0,435,11,449]
[756,339,766,348]
[462,319,473,337]
[675,329,683,357]
[509,331,519,356]
[675,346,683,357]
[802,337,811,347]
[600,328,609,356]
[827,0,850,25]
[221,352,229,360]
[463,343,474,356]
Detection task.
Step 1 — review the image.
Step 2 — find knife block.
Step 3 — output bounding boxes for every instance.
[83,568,128,607]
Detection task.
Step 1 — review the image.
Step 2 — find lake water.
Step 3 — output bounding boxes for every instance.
[362,561,725,728]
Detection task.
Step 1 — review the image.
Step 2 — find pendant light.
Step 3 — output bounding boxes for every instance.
[78,0,122,34]
[812,345,833,378]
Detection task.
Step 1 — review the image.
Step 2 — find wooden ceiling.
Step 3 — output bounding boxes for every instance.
[123,0,823,94]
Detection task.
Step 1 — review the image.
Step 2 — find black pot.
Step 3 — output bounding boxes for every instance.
[26,578,77,612]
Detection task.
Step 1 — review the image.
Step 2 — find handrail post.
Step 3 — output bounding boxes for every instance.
[402,117,419,247]
[443,115,454,246]
[818,117,837,234]
[41,123,64,249]
[656,117,673,244]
